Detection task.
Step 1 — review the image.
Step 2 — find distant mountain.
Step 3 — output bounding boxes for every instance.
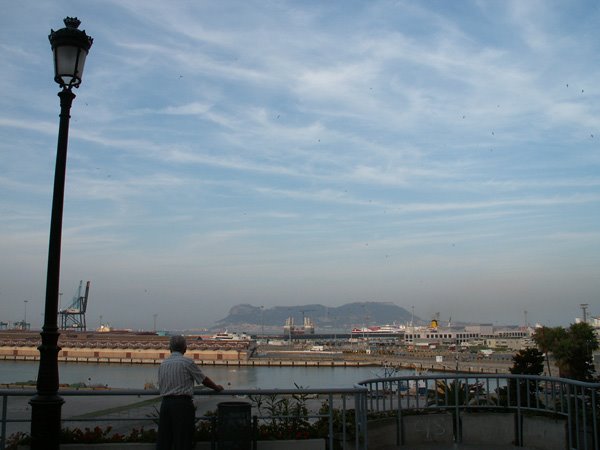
[213,302,423,332]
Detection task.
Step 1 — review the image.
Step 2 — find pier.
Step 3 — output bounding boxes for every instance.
[0,330,520,374]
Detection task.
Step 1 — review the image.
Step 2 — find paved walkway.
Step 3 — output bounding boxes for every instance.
[378,446,538,450]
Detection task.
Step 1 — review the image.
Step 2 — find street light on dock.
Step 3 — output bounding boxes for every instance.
[29,17,93,450]
[24,300,28,330]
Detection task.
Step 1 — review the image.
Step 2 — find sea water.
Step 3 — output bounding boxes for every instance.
[0,360,408,389]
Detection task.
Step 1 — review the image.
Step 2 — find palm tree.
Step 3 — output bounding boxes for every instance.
[428,379,491,407]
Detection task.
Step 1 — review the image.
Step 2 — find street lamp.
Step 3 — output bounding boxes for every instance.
[29,17,93,450]
[260,305,264,337]
[24,300,29,329]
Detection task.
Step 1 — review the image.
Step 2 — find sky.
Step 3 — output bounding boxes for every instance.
[1,1,599,331]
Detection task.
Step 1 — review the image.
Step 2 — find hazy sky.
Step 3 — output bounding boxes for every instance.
[1,1,599,331]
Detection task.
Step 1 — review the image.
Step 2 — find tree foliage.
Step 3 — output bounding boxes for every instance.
[532,326,566,377]
[510,348,544,376]
[533,323,598,381]
[505,348,545,407]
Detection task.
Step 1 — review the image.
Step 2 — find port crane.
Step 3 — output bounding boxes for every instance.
[59,281,90,331]
[300,308,315,324]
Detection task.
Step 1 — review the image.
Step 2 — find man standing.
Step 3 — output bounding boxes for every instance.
[157,335,224,450]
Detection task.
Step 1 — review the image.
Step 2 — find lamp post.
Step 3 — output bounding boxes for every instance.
[29,17,92,450]
[260,305,264,337]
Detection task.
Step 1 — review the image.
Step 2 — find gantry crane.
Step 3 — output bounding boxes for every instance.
[300,308,315,324]
[59,280,90,331]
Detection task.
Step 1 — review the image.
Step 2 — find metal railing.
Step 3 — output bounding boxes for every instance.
[1,386,368,450]
[3,375,598,450]
[358,373,600,450]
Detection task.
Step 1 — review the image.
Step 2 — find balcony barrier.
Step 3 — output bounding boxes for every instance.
[358,373,600,450]
[0,386,368,450]
[2,375,598,450]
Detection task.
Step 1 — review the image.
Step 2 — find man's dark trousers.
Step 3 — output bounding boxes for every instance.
[156,396,195,450]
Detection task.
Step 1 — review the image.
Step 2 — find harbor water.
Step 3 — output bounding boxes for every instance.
[0,360,409,389]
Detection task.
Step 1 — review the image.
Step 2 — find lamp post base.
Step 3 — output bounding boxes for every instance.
[30,394,65,449]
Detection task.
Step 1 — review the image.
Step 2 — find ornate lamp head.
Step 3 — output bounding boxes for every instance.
[49,17,93,89]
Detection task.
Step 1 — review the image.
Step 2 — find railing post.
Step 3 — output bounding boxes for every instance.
[210,415,217,450]
[567,383,573,449]
[526,375,531,409]
[592,388,598,450]
[454,377,460,443]
[361,389,368,450]
[516,376,522,447]
[252,415,257,450]
[582,385,588,450]
[354,390,360,450]
[396,385,402,446]
[328,393,334,450]
[1,394,7,450]
[341,395,347,450]
[575,385,581,450]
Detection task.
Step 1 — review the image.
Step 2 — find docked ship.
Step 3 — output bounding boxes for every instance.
[283,316,315,336]
[210,330,252,341]
[351,323,406,338]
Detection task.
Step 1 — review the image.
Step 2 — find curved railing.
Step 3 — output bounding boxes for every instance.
[2,375,598,449]
[358,373,600,449]
[0,386,368,450]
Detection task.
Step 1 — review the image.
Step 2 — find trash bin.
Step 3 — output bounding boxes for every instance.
[217,401,252,450]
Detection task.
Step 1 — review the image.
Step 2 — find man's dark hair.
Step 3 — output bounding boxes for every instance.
[169,335,187,353]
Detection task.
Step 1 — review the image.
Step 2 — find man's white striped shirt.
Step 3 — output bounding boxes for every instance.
[158,352,206,397]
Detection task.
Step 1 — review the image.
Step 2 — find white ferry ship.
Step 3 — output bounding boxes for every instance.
[210,330,252,341]
[351,324,405,337]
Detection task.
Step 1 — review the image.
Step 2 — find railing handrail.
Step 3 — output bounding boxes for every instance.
[358,373,600,388]
[1,386,368,397]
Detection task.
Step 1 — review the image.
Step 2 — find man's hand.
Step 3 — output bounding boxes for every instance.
[202,377,224,392]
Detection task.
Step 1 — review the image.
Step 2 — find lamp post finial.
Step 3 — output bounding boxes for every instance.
[63,17,81,29]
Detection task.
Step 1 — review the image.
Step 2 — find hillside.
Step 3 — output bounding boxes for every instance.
[213,302,423,331]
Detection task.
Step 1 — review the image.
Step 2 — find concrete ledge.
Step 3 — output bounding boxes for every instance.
[19,439,326,449]
[365,417,399,448]
[402,413,454,444]
[522,415,567,450]
[461,412,515,445]
[259,440,325,450]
